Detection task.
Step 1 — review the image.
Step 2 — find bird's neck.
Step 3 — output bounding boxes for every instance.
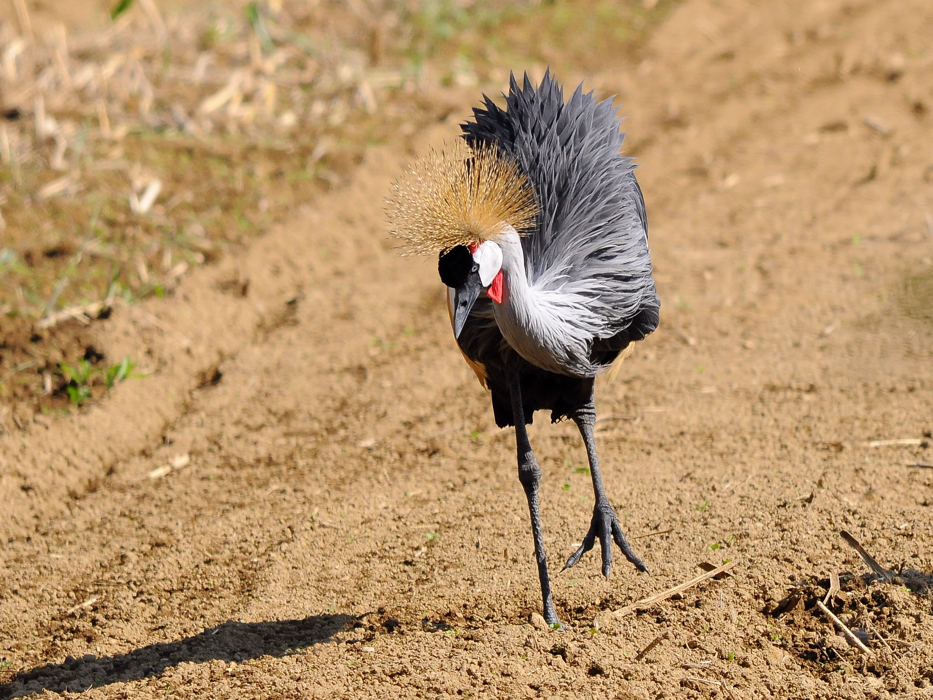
[493,228,585,375]
[496,229,530,305]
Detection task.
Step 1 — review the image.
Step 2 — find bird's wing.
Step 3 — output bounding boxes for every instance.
[632,175,649,241]
[462,71,659,344]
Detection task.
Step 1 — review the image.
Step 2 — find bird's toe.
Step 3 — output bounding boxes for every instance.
[562,525,597,571]
[611,517,649,573]
[599,517,614,578]
[564,501,646,576]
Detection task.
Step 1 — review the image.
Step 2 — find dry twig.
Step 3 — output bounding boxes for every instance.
[815,600,872,655]
[609,560,737,618]
[865,438,925,448]
[863,116,893,136]
[823,571,840,605]
[634,632,668,661]
[633,528,674,540]
[35,299,112,329]
[65,596,99,615]
[840,530,896,581]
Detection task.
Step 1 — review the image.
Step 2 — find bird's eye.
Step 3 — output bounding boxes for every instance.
[438,245,473,288]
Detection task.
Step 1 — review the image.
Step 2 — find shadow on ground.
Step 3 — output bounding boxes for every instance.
[0,614,355,698]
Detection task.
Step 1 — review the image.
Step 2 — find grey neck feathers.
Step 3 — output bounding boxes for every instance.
[492,227,603,377]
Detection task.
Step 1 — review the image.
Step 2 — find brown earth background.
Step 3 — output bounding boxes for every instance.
[1,0,933,698]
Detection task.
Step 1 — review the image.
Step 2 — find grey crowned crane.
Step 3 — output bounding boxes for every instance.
[387,71,660,626]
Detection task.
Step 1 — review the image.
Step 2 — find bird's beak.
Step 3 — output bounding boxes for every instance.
[450,268,483,339]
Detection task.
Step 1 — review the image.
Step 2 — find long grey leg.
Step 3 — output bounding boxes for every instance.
[563,397,648,577]
[509,374,559,626]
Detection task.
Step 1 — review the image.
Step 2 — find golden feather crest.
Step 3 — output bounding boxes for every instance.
[386,140,538,255]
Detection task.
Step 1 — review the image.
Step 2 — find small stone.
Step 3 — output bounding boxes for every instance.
[529,613,549,631]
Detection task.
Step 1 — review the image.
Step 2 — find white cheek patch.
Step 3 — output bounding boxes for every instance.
[473,241,503,287]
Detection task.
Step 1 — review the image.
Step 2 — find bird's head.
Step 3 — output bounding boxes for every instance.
[386,140,536,337]
[438,239,504,337]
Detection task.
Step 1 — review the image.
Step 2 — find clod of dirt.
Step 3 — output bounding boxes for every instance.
[586,661,607,676]
[549,644,575,664]
[381,618,401,633]
[197,363,224,388]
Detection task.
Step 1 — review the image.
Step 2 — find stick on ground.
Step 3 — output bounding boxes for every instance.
[609,560,738,618]
[633,528,674,540]
[865,438,925,448]
[823,571,840,606]
[815,600,872,656]
[36,299,111,329]
[840,530,896,580]
[634,632,668,661]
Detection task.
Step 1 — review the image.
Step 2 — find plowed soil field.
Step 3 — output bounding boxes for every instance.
[2,0,933,698]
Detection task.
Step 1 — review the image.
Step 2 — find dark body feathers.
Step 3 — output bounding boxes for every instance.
[454,71,659,427]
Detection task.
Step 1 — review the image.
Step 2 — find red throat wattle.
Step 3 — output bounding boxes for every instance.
[487,270,504,304]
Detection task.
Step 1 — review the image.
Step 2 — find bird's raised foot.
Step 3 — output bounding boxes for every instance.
[562,500,648,577]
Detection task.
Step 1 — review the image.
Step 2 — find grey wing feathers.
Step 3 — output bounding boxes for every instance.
[461,70,659,347]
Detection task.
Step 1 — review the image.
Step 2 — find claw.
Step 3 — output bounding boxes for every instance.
[563,501,648,576]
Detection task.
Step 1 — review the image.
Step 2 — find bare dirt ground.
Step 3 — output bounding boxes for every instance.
[2,0,933,698]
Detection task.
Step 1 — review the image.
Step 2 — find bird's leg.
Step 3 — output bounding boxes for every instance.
[509,375,560,626]
[563,400,648,577]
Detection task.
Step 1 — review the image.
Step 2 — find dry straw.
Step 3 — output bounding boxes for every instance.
[386,140,538,255]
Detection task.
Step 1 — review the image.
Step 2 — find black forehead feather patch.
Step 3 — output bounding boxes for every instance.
[438,245,474,288]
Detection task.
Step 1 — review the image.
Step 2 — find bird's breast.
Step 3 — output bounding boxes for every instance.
[492,281,597,377]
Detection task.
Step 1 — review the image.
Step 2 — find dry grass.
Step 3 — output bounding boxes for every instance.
[0,0,678,411]
[0,1,415,321]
